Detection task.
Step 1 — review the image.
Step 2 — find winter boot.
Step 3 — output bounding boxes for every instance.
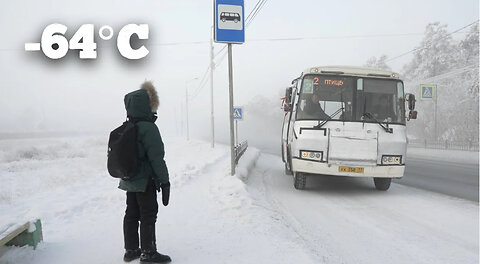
[124,248,142,262]
[140,250,171,263]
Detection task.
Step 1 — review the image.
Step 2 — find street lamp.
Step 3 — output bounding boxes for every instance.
[185,77,198,141]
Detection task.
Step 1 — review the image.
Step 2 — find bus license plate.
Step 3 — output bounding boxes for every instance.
[338,166,364,173]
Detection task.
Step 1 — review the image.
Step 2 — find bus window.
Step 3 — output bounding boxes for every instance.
[357,78,363,91]
[296,75,354,121]
[358,79,405,124]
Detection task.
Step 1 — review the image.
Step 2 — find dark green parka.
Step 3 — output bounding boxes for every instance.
[118,82,169,192]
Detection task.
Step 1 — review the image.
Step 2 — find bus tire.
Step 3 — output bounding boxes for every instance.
[373,178,392,191]
[294,172,306,190]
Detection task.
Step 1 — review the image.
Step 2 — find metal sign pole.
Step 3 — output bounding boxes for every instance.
[434,86,438,140]
[210,26,215,148]
[228,43,235,176]
[235,120,238,146]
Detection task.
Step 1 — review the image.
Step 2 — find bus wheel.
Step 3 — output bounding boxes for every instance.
[294,172,306,190]
[373,178,392,191]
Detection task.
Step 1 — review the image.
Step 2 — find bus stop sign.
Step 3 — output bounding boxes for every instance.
[214,0,245,44]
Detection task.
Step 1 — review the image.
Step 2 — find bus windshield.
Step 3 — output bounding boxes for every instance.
[296,75,405,125]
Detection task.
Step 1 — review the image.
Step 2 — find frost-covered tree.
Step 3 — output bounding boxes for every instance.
[364,55,391,71]
[458,23,479,67]
[450,23,480,142]
[402,22,479,143]
[403,22,457,80]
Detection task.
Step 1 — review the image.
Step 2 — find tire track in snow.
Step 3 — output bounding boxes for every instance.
[247,153,479,264]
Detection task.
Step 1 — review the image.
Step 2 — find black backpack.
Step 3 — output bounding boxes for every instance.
[107,120,138,179]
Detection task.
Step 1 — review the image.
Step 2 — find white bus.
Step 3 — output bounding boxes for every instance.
[281,66,417,191]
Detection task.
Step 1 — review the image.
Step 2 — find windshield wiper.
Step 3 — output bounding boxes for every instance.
[314,107,343,129]
[362,112,393,133]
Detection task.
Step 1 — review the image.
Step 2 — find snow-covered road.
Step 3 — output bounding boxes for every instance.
[0,137,478,264]
[247,153,479,264]
[400,148,479,201]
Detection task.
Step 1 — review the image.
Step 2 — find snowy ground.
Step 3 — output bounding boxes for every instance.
[0,136,314,264]
[0,136,478,263]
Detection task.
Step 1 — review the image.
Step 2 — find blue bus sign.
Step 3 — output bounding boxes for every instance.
[214,0,245,44]
[420,84,436,100]
[233,107,243,120]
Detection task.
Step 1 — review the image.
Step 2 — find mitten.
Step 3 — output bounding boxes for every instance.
[161,181,170,206]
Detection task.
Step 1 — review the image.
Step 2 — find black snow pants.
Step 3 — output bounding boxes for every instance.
[124,178,158,251]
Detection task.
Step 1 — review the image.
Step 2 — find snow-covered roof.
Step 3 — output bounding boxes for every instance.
[303,66,401,79]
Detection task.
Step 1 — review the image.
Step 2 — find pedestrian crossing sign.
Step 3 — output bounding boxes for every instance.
[233,107,243,120]
[420,84,436,100]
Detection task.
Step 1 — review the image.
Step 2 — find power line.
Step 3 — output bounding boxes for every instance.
[2,31,470,52]
[249,32,428,42]
[214,50,229,68]
[150,40,209,46]
[385,20,479,63]
[190,65,210,99]
[244,0,263,22]
[406,64,478,83]
[246,0,269,27]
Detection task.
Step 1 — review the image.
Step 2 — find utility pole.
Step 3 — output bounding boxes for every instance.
[185,77,198,141]
[185,85,189,141]
[180,101,184,136]
[210,26,215,148]
[434,85,438,140]
[228,43,235,176]
[174,106,178,136]
[432,63,438,140]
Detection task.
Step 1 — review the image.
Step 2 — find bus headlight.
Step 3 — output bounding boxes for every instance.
[381,155,402,165]
[300,150,323,162]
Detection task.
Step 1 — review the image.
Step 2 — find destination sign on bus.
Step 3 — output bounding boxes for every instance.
[324,79,344,86]
[312,77,344,86]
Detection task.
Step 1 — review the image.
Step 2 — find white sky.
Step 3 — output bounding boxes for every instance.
[0,0,478,138]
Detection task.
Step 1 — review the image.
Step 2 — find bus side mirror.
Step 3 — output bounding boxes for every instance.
[285,87,292,104]
[408,110,417,120]
[407,94,416,110]
[284,87,293,112]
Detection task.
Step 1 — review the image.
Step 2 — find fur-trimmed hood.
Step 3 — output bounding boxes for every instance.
[124,81,159,121]
[141,81,159,112]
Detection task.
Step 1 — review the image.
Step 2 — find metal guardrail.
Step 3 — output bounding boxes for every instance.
[234,141,248,164]
[408,139,479,151]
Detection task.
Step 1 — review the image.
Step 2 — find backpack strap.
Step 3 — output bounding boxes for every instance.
[127,116,155,124]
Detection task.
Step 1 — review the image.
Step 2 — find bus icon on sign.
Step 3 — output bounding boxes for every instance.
[220,12,240,23]
[217,4,243,31]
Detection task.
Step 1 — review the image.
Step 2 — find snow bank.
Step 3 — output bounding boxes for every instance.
[234,147,260,181]
[209,147,260,213]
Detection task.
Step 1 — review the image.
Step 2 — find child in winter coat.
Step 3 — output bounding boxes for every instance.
[119,81,171,263]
